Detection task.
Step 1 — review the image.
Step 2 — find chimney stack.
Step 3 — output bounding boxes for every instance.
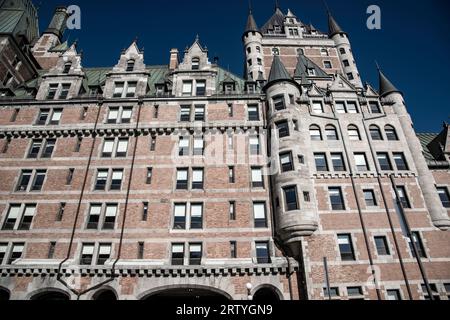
[45,6,69,41]
[169,48,179,71]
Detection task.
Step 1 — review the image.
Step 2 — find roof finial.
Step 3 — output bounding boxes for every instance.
[375,60,381,72]
[248,0,252,13]
[275,0,280,10]
[134,36,139,44]
[195,34,200,42]
[322,0,331,14]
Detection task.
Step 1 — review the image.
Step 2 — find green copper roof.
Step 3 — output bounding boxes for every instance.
[0,9,23,33]
[216,67,245,92]
[417,133,438,162]
[49,41,69,52]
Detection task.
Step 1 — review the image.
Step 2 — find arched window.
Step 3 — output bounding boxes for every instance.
[385,125,399,141]
[309,125,322,141]
[348,125,361,141]
[192,57,200,70]
[325,125,338,140]
[63,62,71,74]
[369,125,383,141]
[126,60,135,72]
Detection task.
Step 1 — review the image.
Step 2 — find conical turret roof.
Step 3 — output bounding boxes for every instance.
[378,69,402,97]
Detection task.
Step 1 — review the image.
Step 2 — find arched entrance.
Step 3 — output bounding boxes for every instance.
[0,288,10,301]
[30,290,70,301]
[142,286,230,302]
[93,289,117,300]
[253,286,281,301]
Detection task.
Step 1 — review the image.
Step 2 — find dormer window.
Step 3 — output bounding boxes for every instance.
[246,83,256,94]
[274,25,281,33]
[307,68,316,76]
[192,58,200,70]
[63,62,71,74]
[224,83,234,94]
[272,48,280,56]
[320,49,329,56]
[126,60,135,72]
[155,84,165,97]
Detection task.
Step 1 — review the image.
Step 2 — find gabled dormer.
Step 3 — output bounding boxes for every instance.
[104,40,149,99]
[178,36,212,72]
[36,43,85,100]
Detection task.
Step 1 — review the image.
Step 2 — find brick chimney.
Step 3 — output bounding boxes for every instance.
[169,48,179,71]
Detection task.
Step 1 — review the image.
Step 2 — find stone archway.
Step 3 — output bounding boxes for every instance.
[253,285,282,301]
[0,287,10,301]
[92,289,117,300]
[141,285,231,302]
[30,289,70,301]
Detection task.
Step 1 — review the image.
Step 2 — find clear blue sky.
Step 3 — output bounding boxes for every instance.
[34,0,450,133]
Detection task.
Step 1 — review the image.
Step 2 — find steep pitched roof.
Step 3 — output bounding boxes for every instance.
[417,132,450,168]
[0,9,23,33]
[268,55,291,83]
[328,12,345,37]
[294,54,330,78]
[261,7,285,34]
[244,10,259,34]
[378,69,402,97]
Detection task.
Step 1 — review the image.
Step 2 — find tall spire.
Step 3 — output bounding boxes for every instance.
[244,7,259,34]
[377,65,402,97]
[267,55,291,84]
[327,11,345,37]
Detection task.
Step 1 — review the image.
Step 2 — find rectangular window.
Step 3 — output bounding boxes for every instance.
[283,186,299,211]
[102,139,114,158]
[324,61,332,69]
[335,101,346,113]
[180,106,191,121]
[189,243,202,265]
[256,241,270,264]
[31,170,46,191]
[437,187,450,208]
[126,82,137,97]
[196,80,206,96]
[48,242,56,259]
[280,152,294,172]
[396,186,411,209]
[354,153,369,171]
[16,170,32,192]
[2,205,21,230]
[121,107,132,123]
[173,203,187,229]
[179,137,190,156]
[146,168,152,184]
[421,284,440,300]
[248,105,259,121]
[374,236,390,255]
[192,168,204,189]
[42,139,56,158]
[97,244,111,265]
[393,152,409,171]
[369,101,381,114]
[346,101,358,113]
[49,109,62,125]
[37,109,50,125]
[253,202,267,228]
[75,137,82,152]
[113,82,124,97]
[193,137,204,155]
[2,137,11,153]
[329,187,345,210]
[194,105,205,121]
[0,243,6,264]
[251,167,264,188]
[312,101,324,114]
[229,166,235,183]
[87,204,101,229]
[190,204,203,229]
[116,139,128,157]
[314,153,328,172]
[363,190,377,207]
[386,289,402,300]
[409,231,426,258]
[230,241,237,258]
[142,202,148,221]
[110,169,123,190]
[57,202,66,221]
[182,81,193,96]
[323,287,340,298]
[347,73,354,81]
[138,242,144,259]
[249,136,260,155]
[150,136,156,151]
[28,140,42,158]
[228,104,233,117]
[107,107,119,123]
[18,204,36,230]
[59,84,70,99]
[8,243,24,264]
[331,153,345,171]
[347,287,363,298]
[95,170,108,191]
[343,59,350,67]
[80,243,94,265]
[273,95,285,111]
[338,234,355,261]
[377,153,392,171]
[46,84,58,99]
[103,204,117,229]
[171,243,184,265]
[276,120,290,138]
[176,169,188,190]
[229,201,236,220]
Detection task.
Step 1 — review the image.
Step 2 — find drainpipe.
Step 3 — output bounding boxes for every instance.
[360,113,413,300]
[389,174,434,300]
